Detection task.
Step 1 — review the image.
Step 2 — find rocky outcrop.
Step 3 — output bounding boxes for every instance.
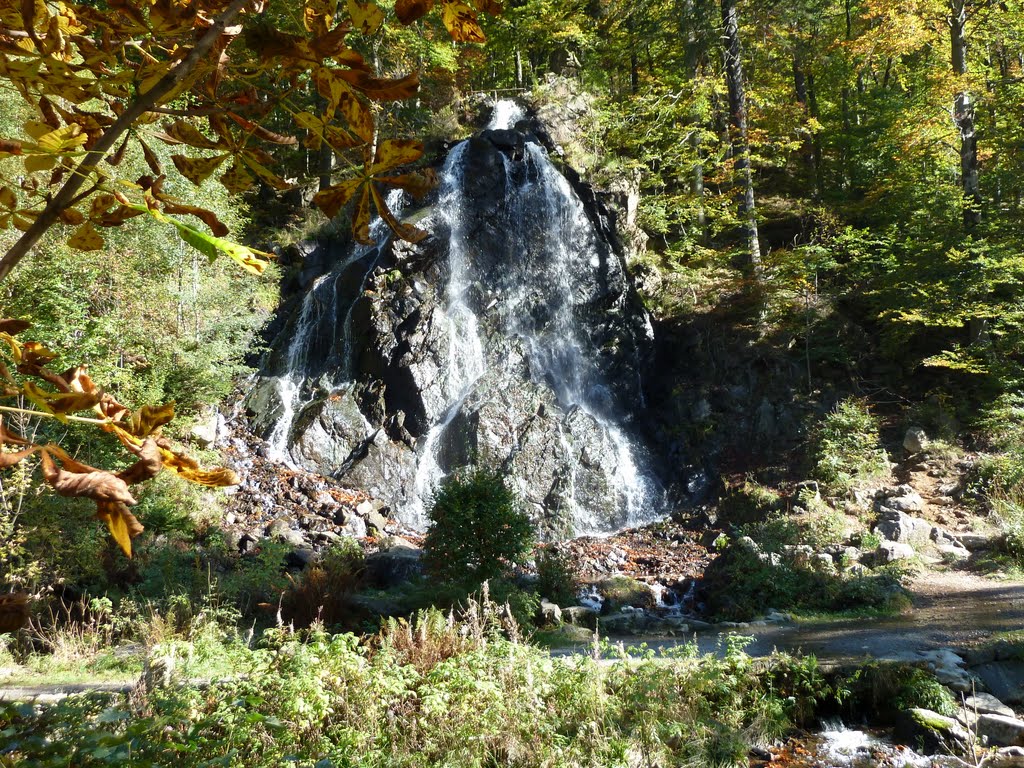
[246,108,667,538]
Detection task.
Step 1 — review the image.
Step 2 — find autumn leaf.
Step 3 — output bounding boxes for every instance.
[0,593,30,634]
[394,0,433,24]
[0,416,29,445]
[39,448,138,505]
[312,177,363,219]
[0,445,37,467]
[67,221,104,250]
[219,160,255,193]
[336,69,419,101]
[158,444,239,486]
[0,319,30,336]
[171,152,230,185]
[348,0,384,35]
[128,402,176,438]
[95,500,144,558]
[117,438,162,484]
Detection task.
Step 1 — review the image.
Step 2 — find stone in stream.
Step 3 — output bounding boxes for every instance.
[893,708,969,755]
[978,714,1024,748]
[973,661,1024,705]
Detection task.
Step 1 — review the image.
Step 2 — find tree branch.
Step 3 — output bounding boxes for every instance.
[0,0,251,284]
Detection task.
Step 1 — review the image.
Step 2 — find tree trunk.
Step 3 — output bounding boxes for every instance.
[721,0,761,274]
[951,0,981,227]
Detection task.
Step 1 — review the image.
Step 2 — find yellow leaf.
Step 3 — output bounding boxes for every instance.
[312,177,364,219]
[370,183,427,242]
[128,402,176,438]
[35,124,87,152]
[159,446,239,486]
[220,160,254,194]
[378,169,437,199]
[67,221,104,250]
[353,183,372,244]
[339,89,374,143]
[0,187,15,209]
[370,138,423,174]
[24,154,57,173]
[155,120,222,150]
[348,0,384,34]
[304,0,337,34]
[240,151,293,190]
[171,153,229,185]
[95,501,144,558]
[441,0,485,42]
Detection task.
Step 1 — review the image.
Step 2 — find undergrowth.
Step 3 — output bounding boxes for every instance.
[0,596,836,768]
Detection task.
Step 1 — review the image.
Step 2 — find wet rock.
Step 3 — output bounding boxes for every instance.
[539,599,562,625]
[365,539,423,588]
[974,661,1024,705]
[596,576,656,613]
[246,114,663,537]
[893,708,969,755]
[266,517,307,548]
[563,606,598,629]
[964,693,1016,719]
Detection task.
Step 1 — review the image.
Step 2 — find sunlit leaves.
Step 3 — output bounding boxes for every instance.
[0,0,500,258]
[0,319,241,558]
[312,138,433,243]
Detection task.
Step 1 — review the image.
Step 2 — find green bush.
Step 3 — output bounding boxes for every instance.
[423,468,534,589]
[534,546,580,606]
[811,398,890,495]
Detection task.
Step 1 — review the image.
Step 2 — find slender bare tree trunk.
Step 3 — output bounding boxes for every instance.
[721,0,761,274]
[951,0,981,227]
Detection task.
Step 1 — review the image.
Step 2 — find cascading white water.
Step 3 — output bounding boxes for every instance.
[406,100,663,533]
[259,100,665,535]
[265,191,404,465]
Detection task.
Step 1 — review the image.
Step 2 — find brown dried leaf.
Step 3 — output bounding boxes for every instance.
[394,0,433,24]
[0,319,30,336]
[0,593,30,634]
[0,416,29,445]
[39,448,137,505]
[0,445,37,467]
[117,438,162,484]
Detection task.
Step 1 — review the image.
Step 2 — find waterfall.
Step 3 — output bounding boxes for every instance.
[407,101,664,533]
[255,101,666,536]
[264,191,404,466]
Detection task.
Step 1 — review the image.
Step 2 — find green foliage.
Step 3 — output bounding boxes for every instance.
[423,468,535,588]
[534,545,580,605]
[704,540,906,621]
[842,663,958,721]
[0,615,830,768]
[811,399,890,495]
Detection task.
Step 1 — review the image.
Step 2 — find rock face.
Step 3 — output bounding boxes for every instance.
[246,102,666,537]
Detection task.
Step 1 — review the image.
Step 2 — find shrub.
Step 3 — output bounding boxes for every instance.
[423,468,534,589]
[811,398,890,495]
[281,539,366,629]
[535,546,580,606]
